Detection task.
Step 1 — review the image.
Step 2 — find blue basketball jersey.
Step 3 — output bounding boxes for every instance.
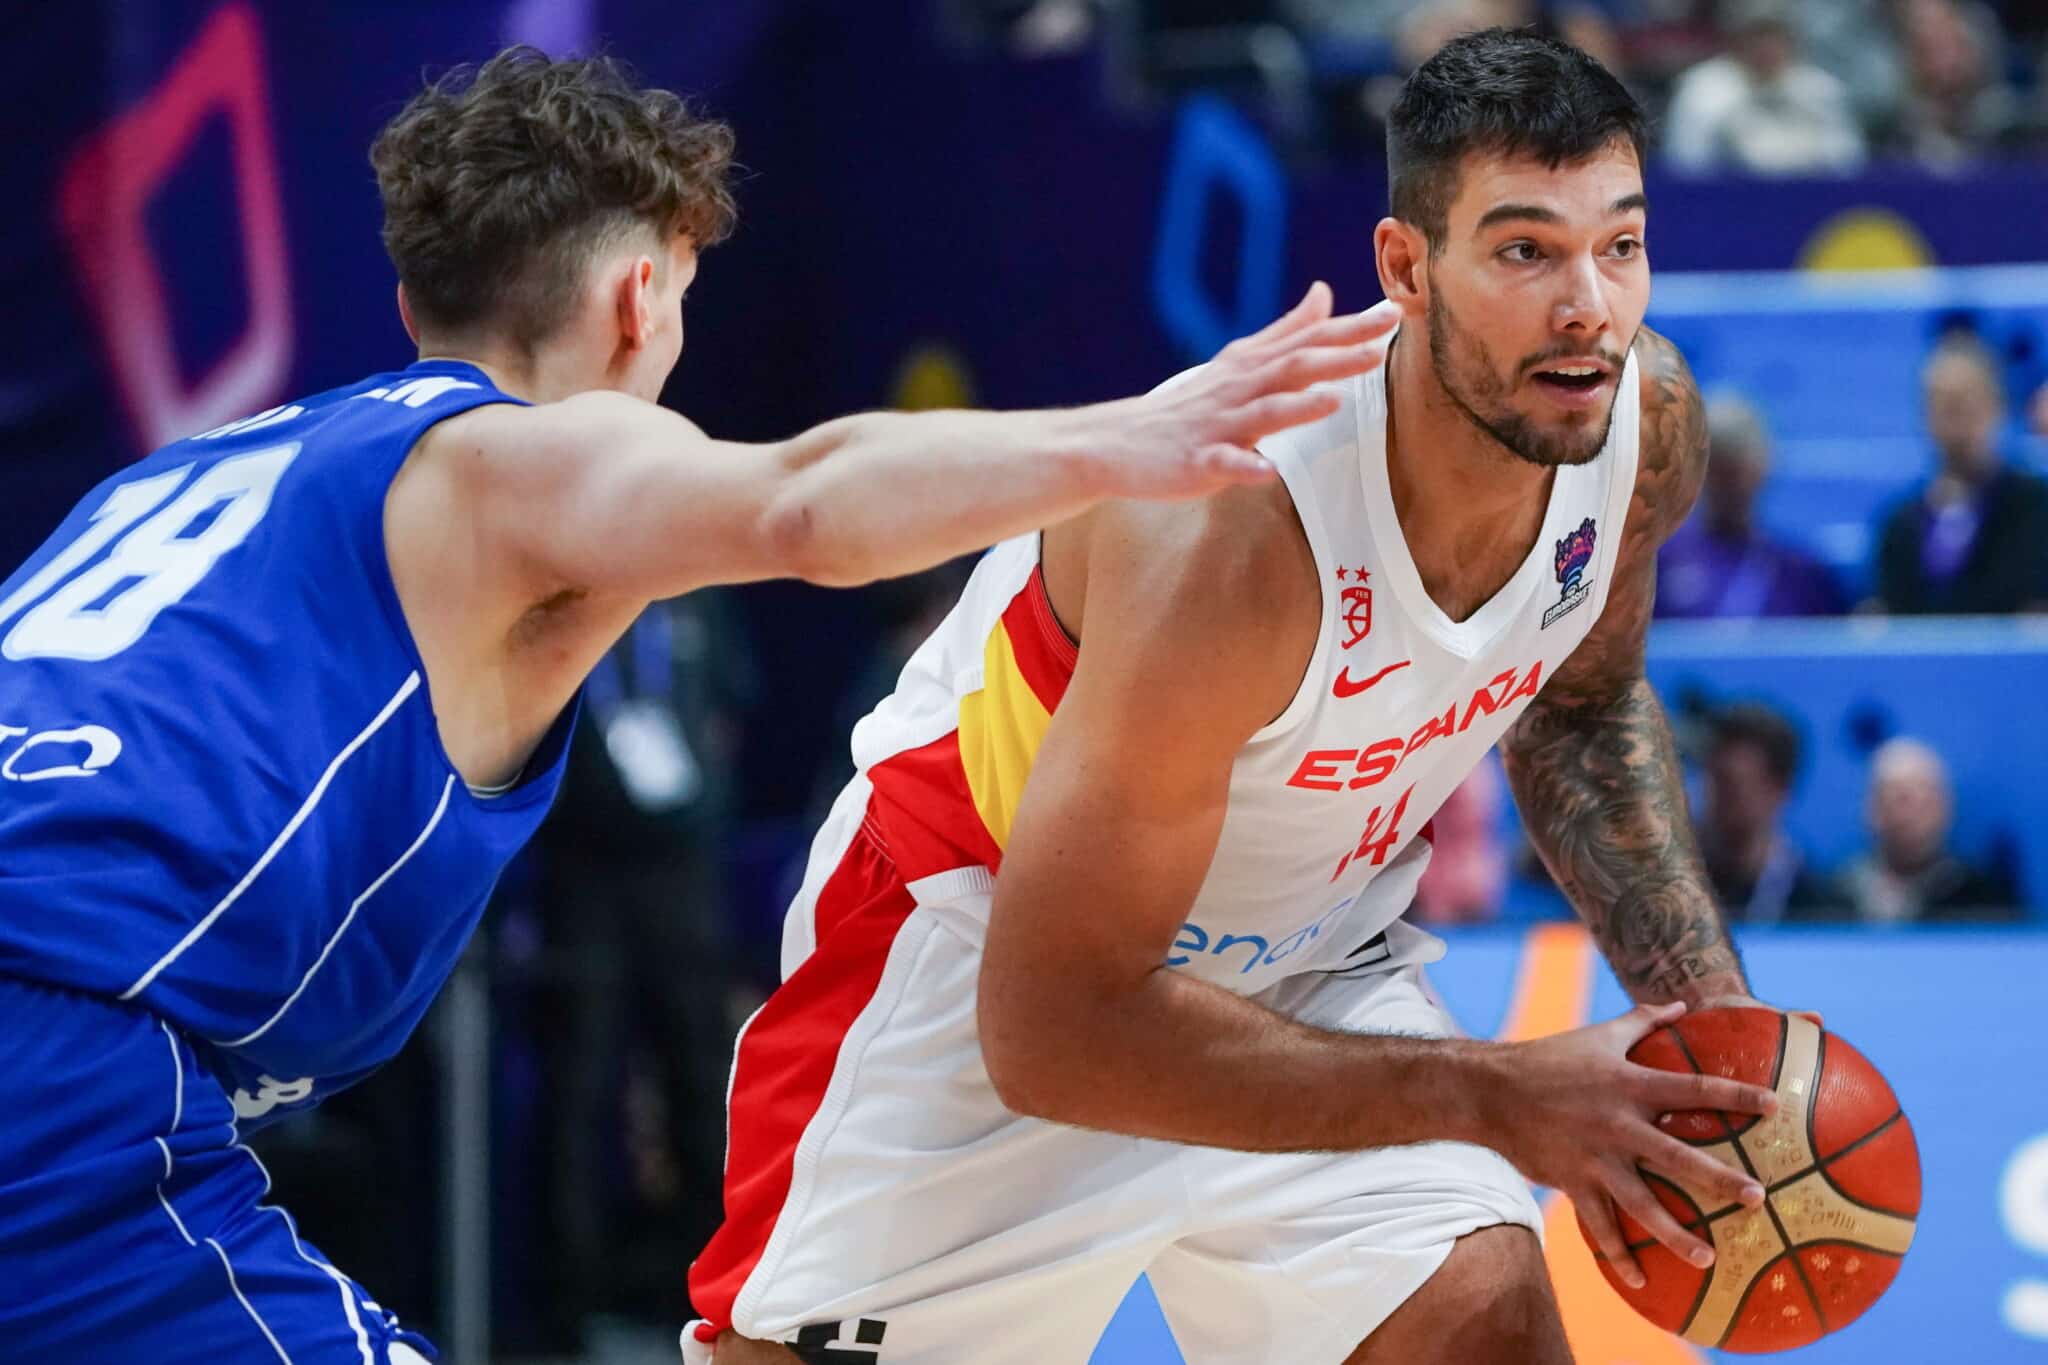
[0,359,574,1128]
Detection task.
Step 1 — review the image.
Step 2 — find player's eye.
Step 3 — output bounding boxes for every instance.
[1499,241,1543,264]
[1611,237,1644,259]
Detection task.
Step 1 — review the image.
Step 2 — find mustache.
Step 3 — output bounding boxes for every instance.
[1519,346,1625,374]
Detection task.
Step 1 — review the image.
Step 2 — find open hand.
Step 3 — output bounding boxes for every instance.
[1094,284,1398,499]
[1480,1000,1778,1289]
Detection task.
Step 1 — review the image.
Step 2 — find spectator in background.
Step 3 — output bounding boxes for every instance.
[1388,0,1625,75]
[1884,0,2024,167]
[1829,738,2021,922]
[1286,0,1631,155]
[1285,0,1622,70]
[1663,0,1867,174]
[1410,758,1508,924]
[1656,393,1848,618]
[1794,0,1909,135]
[1695,703,1841,923]
[1871,333,2048,614]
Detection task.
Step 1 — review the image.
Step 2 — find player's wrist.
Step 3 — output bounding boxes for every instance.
[1427,1039,1516,1150]
[1042,401,1131,500]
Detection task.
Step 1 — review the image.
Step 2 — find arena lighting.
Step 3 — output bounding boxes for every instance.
[55,1,293,455]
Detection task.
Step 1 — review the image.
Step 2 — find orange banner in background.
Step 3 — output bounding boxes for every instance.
[1496,924,1709,1365]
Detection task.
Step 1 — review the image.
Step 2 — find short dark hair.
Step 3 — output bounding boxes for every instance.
[371,47,738,347]
[1710,703,1802,788]
[1387,28,1647,248]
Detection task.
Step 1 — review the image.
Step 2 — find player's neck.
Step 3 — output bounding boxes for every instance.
[410,340,597,406]
[1383,333,1555,557]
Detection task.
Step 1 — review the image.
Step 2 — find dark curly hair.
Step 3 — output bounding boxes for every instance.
[370,47,737,348]
[1388,28,1645,251]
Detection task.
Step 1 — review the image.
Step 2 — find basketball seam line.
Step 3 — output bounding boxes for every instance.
[1694,1104,1909,1211]
[1797,1117,1917,1219]
[1654,1023,1736,1334]
[1670,1018,1833,1344]
[1766,1108,1905,1201]
[1716,1224,1823,1349]
[1771,1029,1834,1337]
[1615,1174,1712,1251]
[1623,1226,1909,1259]
[1811,1107,1905,1169]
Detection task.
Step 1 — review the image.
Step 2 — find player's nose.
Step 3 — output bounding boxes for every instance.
[1552,256,1611,334]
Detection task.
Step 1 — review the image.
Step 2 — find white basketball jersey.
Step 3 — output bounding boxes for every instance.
[833,343,1640,995]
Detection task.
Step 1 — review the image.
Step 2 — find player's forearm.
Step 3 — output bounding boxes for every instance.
[981,965,1502,1153]
[1500,676,1748,1005]
[760,407,1126,587]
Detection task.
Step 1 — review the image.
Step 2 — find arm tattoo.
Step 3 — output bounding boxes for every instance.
[1502,678,1745,1002]
[1500,329,1747,1004]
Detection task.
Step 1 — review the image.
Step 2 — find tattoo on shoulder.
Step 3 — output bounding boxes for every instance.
[1631,328,1710,550]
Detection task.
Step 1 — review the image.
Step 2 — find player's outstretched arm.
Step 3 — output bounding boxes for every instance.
[1498,328,1750,1008]
[474,285,1396,601]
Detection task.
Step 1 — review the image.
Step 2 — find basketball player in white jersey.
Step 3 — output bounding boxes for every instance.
[695,29,1807,1365]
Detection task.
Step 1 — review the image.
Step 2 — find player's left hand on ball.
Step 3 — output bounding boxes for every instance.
[1492,1001,1778,1290]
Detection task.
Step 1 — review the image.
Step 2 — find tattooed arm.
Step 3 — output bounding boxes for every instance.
[1500,328,1748,1006]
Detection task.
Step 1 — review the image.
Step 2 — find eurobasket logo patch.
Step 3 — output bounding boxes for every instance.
[1543,517,1598,629]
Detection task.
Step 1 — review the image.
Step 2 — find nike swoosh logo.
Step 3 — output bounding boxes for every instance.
[1332,660,1411,698]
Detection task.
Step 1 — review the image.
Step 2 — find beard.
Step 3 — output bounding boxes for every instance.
[1426,287,1618,469]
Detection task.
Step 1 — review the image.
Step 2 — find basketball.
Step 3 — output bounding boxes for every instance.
[1579,1008,1920,1353]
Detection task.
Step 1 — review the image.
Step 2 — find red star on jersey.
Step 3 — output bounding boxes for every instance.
[1335,566,1349,580]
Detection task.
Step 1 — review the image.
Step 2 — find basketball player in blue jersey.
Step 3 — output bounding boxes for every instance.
[0,48,1397,1365]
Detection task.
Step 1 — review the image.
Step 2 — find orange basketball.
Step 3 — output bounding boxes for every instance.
[1577,1007,1920,1353]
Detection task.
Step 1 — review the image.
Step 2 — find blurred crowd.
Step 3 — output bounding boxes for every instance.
[1414,706,2025,929]
[1659,330,2048,619]
[966,0,2048,169]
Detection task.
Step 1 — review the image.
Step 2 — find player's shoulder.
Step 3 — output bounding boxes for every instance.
[420,389,696,491]
[1073,362,1332,645]
[1629,326,1709,545]
[1632,326,1695,401]
[1061,476,1318,734]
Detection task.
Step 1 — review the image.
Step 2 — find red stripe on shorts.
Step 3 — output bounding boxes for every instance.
[689,813,917,1333]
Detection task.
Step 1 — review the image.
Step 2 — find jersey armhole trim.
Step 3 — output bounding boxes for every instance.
[1022,564,1080,673]
[361,390,566,815]
[1246,438,1337,746]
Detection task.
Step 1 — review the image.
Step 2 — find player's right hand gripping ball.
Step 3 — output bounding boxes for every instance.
[1580,1007,1919,1353]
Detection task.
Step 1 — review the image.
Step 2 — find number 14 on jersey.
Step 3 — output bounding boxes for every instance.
[1332,784,1414,882]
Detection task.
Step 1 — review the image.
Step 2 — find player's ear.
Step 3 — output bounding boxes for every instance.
[613,254,658,351]
[396,284,420,346]
[1373,217,1429,321]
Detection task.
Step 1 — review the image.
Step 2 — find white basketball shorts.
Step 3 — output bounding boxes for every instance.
[686,804,1540,1365]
